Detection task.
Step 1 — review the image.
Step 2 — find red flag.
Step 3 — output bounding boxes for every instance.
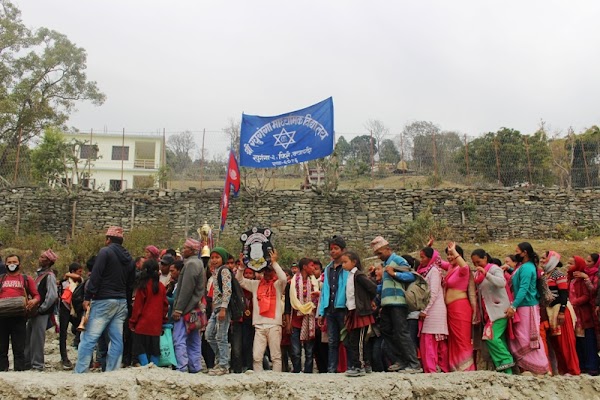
[226,151,241,195]
[220,151,241,230]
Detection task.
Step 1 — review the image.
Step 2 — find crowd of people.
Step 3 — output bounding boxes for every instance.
[0,225,599,379]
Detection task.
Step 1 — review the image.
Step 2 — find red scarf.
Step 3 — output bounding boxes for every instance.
[257,277,277,319]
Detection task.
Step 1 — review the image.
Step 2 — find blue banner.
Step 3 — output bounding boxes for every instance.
[240,97,334,168]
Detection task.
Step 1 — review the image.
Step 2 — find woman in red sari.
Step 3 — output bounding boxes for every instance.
[444,244,476,371]
[569,256,599,375]
[540,250,580,375]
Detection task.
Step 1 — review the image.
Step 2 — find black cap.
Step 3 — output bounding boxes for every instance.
[160,254,175,265]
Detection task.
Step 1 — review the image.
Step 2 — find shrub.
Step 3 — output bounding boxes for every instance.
[398,205,451,253]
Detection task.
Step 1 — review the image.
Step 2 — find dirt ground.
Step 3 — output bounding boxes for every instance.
[1,366,599,400]
[1,331,600,400]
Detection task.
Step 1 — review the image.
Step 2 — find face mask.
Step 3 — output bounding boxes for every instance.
[514,255,523,263]
[7,264,19,272]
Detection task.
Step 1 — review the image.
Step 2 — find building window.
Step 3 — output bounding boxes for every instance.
[112,146,130,160]
[109,179,127,191]
[82,178,95,189]
[80,144,98,160]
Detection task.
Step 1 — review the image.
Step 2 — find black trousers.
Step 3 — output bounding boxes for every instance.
[313,329,329,373]
[379,306,419,369]
[348,326,371,369]
[231,320,254,373]
[59,303,80,361]
[0,316,27,371]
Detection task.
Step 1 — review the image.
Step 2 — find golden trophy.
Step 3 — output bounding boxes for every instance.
[198,221,213,258]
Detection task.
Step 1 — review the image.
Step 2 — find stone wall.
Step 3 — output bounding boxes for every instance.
[1,187,598,251]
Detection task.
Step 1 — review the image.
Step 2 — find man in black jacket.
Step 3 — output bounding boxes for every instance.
[74,226,135,373]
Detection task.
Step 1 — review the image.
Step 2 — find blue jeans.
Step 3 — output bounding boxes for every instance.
[326,309,352,372]
[291,327,314,373]
[75,299,128,373]
[206,308,231,368]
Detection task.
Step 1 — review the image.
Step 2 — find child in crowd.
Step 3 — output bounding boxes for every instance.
[129,259,168,366]
[341,251,377,377]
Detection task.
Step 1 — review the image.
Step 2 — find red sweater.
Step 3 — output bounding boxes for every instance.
[0,274,40,301]
[129,280,168,336]
[570,278,595,330]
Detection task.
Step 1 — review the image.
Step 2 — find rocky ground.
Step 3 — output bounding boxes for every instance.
[1,368,600,400]
[1,331,600,399]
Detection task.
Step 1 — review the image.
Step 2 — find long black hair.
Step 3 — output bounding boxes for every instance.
[343,250,363,271]
[402,254,419,269]
[421,247,434,258]
[136,258,160,294]
[517,242,539,266]
[471,248,491,263]
[445,245,464,258]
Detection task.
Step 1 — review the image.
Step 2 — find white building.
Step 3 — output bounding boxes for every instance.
[63,131,165,191]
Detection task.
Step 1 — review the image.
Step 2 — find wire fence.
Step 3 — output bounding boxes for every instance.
[1,127,599,190]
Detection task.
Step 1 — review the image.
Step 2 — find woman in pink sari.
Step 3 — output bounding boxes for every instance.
[443,244,476,371]
[506,242,550,376]
[418,247,449,373]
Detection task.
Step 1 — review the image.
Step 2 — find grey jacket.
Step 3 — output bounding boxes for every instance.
[477,264,510,323]
[173,255,205,316]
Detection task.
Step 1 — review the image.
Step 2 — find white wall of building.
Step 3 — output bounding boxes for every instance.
[64,132,164,191]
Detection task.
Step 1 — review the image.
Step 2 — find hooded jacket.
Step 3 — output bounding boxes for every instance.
[85,243,135,301]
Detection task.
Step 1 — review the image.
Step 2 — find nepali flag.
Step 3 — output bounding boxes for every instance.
[220,150,241,231]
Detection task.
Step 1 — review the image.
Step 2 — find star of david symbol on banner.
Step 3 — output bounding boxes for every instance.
[273,128,296,150]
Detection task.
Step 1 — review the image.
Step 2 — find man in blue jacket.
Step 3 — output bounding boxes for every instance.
[75,226,135,373]
[317,235,352,373]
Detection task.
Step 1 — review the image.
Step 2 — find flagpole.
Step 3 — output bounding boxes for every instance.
[200,128,205,189]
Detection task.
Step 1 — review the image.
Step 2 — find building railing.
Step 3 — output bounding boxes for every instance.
[133,159,157,169]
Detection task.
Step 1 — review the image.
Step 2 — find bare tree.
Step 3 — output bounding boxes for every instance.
[166,131,196,174]
[223,118,241,157]
[364,119,389,166]
[167,131,196,159]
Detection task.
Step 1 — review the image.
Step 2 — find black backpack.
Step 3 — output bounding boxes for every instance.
[71,280,86,316]
[216,267,245,321]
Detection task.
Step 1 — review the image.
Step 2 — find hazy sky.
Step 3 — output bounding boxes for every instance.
[17,0,600,159]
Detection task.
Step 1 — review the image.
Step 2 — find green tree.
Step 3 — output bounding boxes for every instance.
[30,127,97,191]
[334,135,351,163]
[379,138,400,165]
[413,130,461,174]
[0,1,105,172]
[571,126,600,187]
[349,135,377,164]
[463,127,553,186]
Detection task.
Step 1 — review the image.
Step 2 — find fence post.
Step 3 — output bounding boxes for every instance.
[432,132,438,180]
[494,135,502,185]
[130,198,135,230]
[370,130,374,188]
[464,134,470,182]
[200,128,205,189]
[524,136,533,185]
[581,140,591,187]
[71,199,77,239]
[13,127,23,185]
[15,197,21,236]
